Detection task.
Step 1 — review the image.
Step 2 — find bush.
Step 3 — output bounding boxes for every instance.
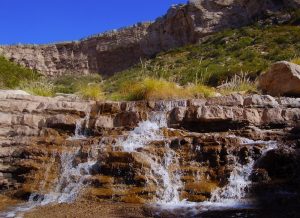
[116,78,216,101]
[218,73,258,95]
[78,83,104,101]
[291,57,300,65]
[53,74,102,94]
[118,78,189,101]
[186,84,216,98]
[0,56,39,88]
[20,79,55,97]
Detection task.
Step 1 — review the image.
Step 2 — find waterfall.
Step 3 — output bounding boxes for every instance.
[206,138,278,207]
[116,111,184,204]
[70,110,90,140]
[154,146,183,204]
[32,148,96,205]
[1,113,96,218]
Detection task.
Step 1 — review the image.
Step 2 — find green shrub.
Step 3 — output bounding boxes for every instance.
[53,74,102,94]
[0,56,39,88]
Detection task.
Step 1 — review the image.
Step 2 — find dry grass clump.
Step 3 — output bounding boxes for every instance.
[186,84,216,98]
[78,83,104,101]
[19,79,55,97]
[291,57,300,65]
[218,73,257,95]
[117,77,216,101]
[118,78,187,101]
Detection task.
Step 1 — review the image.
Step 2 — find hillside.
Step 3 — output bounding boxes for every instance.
[1,0,300,77]
[1,22,300,99]
[106,23,300,91]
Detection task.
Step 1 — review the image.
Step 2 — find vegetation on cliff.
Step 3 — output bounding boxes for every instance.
[2,21,300,100]
[107,24,300,92]
[0,56,39,88]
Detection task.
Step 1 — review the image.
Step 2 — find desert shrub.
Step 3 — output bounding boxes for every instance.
[219,73,257,95]
[115,77,216,101]
[186,84,216,98]
[118,78,189,101]
[20,79,55,97]
[291,57,300,65]
[0,56,39,88]
[77,83,104,101]
[53,74,102,94]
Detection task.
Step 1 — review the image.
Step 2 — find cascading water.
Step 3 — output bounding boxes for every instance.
[33,148,96,205]
[1,113,96,218]
[69,111,90,140]
[204,138,278,208]
[154,146,183,204]
[0,103,282,217]
[116,111,184,205]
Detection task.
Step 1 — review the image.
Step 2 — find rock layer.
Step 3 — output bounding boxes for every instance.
[0,0,299,76]
[0,93,299,205]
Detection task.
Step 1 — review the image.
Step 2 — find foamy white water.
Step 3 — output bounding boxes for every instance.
[117,112,184,204]
[206,138,278,208]
[68,111,90,140]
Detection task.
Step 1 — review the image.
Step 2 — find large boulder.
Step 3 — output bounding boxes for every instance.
[259,61,300,97]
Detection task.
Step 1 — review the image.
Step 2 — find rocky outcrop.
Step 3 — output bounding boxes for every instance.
[0,93,299,205]
[259,61,300,97]
[0,0,299,76]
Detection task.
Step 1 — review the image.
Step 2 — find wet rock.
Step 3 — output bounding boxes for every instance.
[95,115,114,129]
[250,168,271,183]
[255,148,300,179]
[113,112,140,128]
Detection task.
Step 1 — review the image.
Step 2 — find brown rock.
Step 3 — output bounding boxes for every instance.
[259,61,300,97]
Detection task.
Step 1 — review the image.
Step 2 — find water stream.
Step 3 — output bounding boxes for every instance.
[1,110,279,217]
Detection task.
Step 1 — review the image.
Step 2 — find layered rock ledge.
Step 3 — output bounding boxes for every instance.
[0,93,299,206]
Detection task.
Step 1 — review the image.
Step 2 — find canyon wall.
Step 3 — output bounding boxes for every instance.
[0,0,300,76]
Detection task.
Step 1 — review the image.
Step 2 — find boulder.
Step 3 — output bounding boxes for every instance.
[259,61,300,97]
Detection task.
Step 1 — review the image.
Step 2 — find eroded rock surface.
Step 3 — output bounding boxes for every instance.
[0,93,299,208]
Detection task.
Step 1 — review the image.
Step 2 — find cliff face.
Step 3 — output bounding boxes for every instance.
[0,0,299,77]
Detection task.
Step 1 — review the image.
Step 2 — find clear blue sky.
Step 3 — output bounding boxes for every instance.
[0,0,187,45]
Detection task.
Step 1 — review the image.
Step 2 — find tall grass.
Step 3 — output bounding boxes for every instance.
[117,77,215,101]
[291,57,300,65]
[19,79,55,97]
[78,83,104,101]
[218,73,257,95]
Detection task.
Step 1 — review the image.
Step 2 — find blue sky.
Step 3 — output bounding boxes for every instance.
[0,0,187,45]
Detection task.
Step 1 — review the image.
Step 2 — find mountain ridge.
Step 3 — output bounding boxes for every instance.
[0,0,299,77]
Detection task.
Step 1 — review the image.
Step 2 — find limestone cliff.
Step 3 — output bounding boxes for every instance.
[0,0,299,76]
